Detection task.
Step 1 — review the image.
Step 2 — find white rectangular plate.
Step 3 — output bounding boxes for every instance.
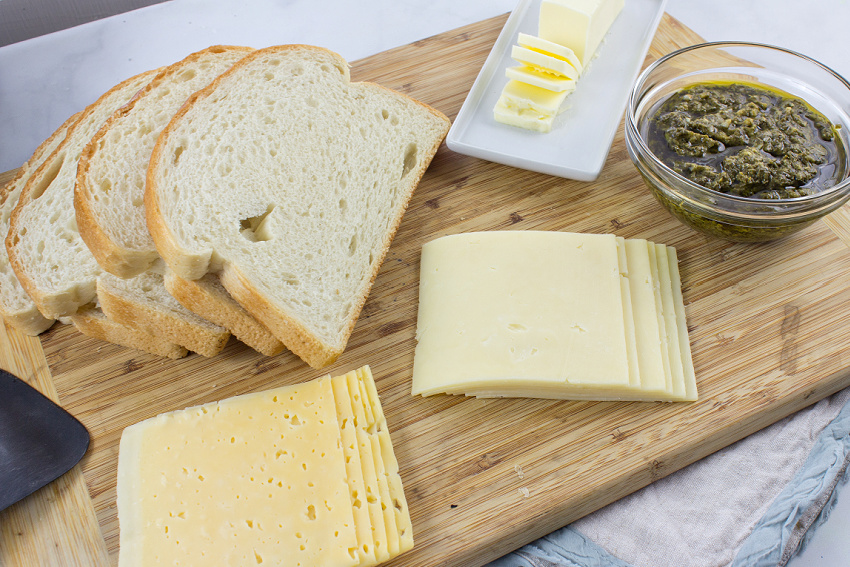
[446,0,667,182]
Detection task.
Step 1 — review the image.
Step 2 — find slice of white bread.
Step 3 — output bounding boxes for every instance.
[7,68,160,319]
[163,271,285,356]
[75,45,282,356]
[76,45,253,278]
[146,45,451,368]
[97,271,230,358]
[0,111,81,334]
[69,304,188,360]
[7,62,231,357]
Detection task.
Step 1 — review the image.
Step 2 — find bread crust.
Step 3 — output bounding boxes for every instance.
[76,45,254,279]
[7,68,160,319]
[97,278,230,358]
[0,111,83,334]
[219,263,338,368]
[163,270,285,357]
[70,306,188,359]
[146,44,450,368]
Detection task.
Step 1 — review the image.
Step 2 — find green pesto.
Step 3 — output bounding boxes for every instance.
[646,82,845,199]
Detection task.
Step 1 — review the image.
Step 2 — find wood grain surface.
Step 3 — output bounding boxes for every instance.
[3,12,850,567]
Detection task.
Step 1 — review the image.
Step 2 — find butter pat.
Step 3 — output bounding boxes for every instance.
[506,66,577,92]
[511,45,580,81]
[517,33,583,75]
[500,80,571,115]
[539,0,625,66]
[493,80,571,133]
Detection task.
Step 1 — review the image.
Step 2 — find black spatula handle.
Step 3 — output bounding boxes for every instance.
[0,369,90,511]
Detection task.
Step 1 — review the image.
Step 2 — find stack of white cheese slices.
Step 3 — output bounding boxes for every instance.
[411,231,697,401]
[117,365,412,566]
[494,0,625,132]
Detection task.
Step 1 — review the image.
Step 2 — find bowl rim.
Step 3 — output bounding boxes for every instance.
[626,40,850,206]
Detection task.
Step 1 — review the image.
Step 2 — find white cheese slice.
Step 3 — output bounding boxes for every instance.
[668,246,699,401]
[654,243,686,399]
[117,377,360,567]
[623,239,669,396]
[412,231,632,398]
[616,236,641,389]
[646,240,674,394]
[538,0,625,67]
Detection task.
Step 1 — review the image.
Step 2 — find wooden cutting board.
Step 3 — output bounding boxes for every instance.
[3,12,850,567]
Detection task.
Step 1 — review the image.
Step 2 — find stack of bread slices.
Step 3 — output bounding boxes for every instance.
[1,44,450,366]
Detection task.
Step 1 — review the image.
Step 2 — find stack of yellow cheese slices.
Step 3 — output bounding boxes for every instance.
[411,232,697,402]
[494,0,625,132]
[117,366,411,566]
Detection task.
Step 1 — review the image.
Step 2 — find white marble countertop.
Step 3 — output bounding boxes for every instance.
[1,0,849,565]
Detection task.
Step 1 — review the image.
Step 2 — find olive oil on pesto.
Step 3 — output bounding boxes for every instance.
[644,82,846,199]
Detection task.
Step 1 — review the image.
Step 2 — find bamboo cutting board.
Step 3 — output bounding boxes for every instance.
[3,12,850,567]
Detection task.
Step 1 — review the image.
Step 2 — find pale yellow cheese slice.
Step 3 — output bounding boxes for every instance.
[369,433,399,557]
[646,240,674,394]
[347,368,408,559]
[654,243,686,399]
[117,376,359,567]
[412,232,697,402]
[668,246,698,401]
[344,372,391,564]
[331,374,379,567]
[622,239,668,396]
[356,367,414,553]
[616,236,641,389]
[412,231,632,397]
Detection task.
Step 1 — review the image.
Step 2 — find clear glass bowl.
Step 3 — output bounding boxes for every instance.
[625,42,850,242]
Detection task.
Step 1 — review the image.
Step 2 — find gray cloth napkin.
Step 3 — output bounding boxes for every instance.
[489,387,850,567]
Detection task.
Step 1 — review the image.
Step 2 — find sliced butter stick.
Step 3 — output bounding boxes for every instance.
[668,246,698,401]
[331,374,379,566]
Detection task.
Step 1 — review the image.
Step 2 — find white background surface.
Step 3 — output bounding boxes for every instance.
[0,0,848,564]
